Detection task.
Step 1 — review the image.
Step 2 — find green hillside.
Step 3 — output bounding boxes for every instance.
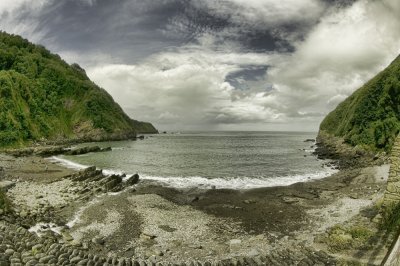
[319,55,400,152]
[0,31,157,147]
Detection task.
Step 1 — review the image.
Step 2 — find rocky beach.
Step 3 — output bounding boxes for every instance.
[0,142,395,266]
[0,9,400,266]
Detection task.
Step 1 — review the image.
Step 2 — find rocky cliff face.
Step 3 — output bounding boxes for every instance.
[0,32,157,147]
[318,55,400,153]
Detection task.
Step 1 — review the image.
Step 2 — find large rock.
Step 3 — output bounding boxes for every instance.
[0,181,15,192]
[72,166,102,182]
[103,175,123,191]
[126,174,140,186]
[65,146,102,156]
[35,146,68,157]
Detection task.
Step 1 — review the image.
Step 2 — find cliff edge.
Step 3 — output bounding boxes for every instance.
[318,55,400,154]
[0,32,157,147]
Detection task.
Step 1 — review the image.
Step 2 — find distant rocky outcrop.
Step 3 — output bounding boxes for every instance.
[0,31,157,148]
[5,145,112,157]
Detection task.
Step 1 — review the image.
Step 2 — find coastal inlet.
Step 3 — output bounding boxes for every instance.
[56,131,337,190]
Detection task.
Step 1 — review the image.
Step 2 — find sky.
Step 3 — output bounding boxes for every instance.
[0,0,400,131]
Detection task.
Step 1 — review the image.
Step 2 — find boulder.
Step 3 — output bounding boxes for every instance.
[72,166,102,182]
[0,181,15,192]
[126,174,140,186]
[103,175,123,191]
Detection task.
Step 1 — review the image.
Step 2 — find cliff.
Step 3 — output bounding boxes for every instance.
[0,31,157,147]
[319,55,400,153]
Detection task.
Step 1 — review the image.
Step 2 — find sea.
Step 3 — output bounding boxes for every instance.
[51,131,337,190]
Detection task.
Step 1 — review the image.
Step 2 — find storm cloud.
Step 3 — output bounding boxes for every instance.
[1,0,399,131]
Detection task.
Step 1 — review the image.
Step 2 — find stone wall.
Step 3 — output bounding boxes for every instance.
[382,135,400,266]
[383,135,400,206]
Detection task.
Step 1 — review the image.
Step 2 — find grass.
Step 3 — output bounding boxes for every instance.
[320,55,400,152]
[325,224,374,252]
[0,31,157,148]
[381,202,400,234]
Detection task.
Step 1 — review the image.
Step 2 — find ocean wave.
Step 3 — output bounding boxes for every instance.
[48,156,88,170]
[49,156,132,181]
[140,168,338,190]
[49,156,338,190]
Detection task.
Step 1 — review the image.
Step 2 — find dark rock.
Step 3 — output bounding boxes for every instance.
[103,175,123,191]
[72,166,102,182]
[92,237,105,245]
[35,146,68,157]
[126,174,140,186]
[5,148,34,157]
[65,146,102,156]
[190,196,199,203]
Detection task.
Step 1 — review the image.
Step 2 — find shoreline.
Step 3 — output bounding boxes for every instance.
[0,149,394,265]
[48,147,339,190]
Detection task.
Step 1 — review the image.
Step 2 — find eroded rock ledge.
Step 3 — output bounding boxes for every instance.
[314,131,386,169]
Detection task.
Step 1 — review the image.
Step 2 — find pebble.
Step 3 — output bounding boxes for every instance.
[70,256,82,264]
[77,258,89,265]
[39,255,55,263]
[5,248,14,256]
[248,249,260,257]
[0,165,340,266]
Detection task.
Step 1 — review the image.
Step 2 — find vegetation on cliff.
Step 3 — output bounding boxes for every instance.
[132,120,158,134]
[0,31,157,147]
[320,55,400,151]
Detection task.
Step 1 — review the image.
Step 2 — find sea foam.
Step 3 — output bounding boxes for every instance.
[49,156,338,190]
[139,168,338,190]
[48,156,88,170]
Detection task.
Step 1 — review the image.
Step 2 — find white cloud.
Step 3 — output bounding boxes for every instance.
[266,0,400,121]
[87,49,279,129]
[0,0,51,43]
[196,0,325,28]
[0,0,43,13]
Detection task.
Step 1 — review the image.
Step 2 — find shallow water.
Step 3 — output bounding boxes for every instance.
[53,131,336,189]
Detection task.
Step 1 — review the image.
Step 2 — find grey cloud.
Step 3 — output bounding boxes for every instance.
[1,0,399,131]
